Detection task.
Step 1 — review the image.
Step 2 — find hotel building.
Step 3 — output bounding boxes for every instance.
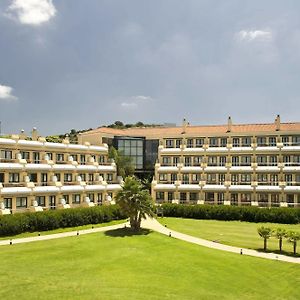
[82,116,300,208]
[0,128,121,214]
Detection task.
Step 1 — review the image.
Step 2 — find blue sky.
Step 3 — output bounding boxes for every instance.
[0,0,300,135]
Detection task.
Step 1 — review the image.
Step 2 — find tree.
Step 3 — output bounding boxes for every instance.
[257,226,272,251]
[286,231,300,255]
[115,176,155,231]
[108,147,135,178]
[273,228,287,253]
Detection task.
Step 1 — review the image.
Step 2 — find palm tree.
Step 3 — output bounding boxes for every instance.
[115,176,155,232]
[273,228,287,253]
[257,226,272,251]
[286,231,300,255]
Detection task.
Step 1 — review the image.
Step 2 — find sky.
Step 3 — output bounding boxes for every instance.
[1,0,300,136]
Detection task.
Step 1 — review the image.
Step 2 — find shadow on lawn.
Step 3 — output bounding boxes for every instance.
[256,248,300,258]
[105,227,152,238]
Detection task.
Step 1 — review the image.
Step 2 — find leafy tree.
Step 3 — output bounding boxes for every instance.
[273,228,287,253]
[257,226,272,251]
[286,231,300,255]
[115,176,155,231]
[108,147,134,178]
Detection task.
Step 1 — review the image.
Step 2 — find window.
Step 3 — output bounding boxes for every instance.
[190,192,198,201]
[97,193,103,204]
[217,193,224,204]
[55,173,61,181]
[208,156,217,166]
[232,138,240,147]
[162,157,171,166]
[99,155,105,163]
[269,137,277,146]
[168,192,173,202]
[41,173,48,183]
[33,152,40,163]
[184,156,191,166]
[4,198,12,209]
[171,173,177,183]
[283,155,291,165]
[207,174,216,184]
[269,156,277,166]
[232,156,239,166]
[241,174,251,184]
[16,197,27,208]
[241,193,251,204]
[241,156,251,166]
[173,157,180,165]
[293,155,300,165]
[0,150,12,160]
[107,174,113,182]
[9,173,19,183]
[292,136,300,146]
[20,151,30,160]
[46,152,53,160]
[191,174,200,183]
[64,173,72,182]
[242,137,251,147]
[0,173,4,183]
[209,138,218,147]
[175,139,182,148]
[257,137,267,146]
[220,138,227,147]
[28,173,37,182]
[182,174,189,184]
[270,174,278,185]
[63,195,69,204]
[231,193,238,205]
[218,174,225,184]
[219,156,226,166]
[193,156,202,166]
[72,194,81,204]
[195,138,204,147]
[231,174,239,184]
[79,173,86,181]
[87,193,94,202]
[257,155,267,166]
[70,154,78,161]
[88,174,94,182]
[282,136,289,146]
[80,155,86,164]
[180,192,187,202]
[49,196,56,209]
[159,174,167,182]
[36,196,45,206]
[258,174,268,184]
[187,139,194,148]
[56,153,64,162]
[166,139,174,148]
[285,174,293,185]
[156,192,164,201]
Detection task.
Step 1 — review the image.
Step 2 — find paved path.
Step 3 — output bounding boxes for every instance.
[141,217,300,265]
[0,218,299,264]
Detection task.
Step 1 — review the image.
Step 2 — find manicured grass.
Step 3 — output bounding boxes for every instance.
[159,217,300,255]
[0,229,299,299]
[0,219,126,240]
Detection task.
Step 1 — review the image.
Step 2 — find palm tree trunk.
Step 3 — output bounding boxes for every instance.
[279,238,282,253]
[264,238,267,251]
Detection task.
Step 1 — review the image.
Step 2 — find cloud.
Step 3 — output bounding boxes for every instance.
[6,0,56,25]
[237,30,272,42]
[120,95,153,109]
[0,84,18,101]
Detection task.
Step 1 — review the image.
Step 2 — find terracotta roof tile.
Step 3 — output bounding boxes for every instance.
[83,122,300,138]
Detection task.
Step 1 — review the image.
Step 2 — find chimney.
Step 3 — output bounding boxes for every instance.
[182,118,187,134]
[31,127,38,141]
[227,116,232,132]
[275,115,281,131]
[19,129,26,140]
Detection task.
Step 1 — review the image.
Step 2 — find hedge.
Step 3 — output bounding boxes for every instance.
[0,205,127,237]
[160,204,300,224]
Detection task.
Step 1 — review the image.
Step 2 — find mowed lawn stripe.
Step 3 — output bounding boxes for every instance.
[0,229,299,299]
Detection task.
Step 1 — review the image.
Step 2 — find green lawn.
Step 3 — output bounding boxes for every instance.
[0,228,299,299]
[158,217,300,255]
[0,219,126,240]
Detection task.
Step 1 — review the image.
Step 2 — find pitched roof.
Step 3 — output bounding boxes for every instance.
[82,122,300,138]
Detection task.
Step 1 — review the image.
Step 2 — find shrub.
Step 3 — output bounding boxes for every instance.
[0,205,126,237]
[161,204,300,224]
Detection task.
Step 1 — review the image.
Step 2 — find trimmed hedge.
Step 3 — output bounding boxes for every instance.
[161,204,300,224]
[0,205,126,237]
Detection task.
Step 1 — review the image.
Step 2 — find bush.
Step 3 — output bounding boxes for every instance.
[0,205,126,237]
[161,204,300,224]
